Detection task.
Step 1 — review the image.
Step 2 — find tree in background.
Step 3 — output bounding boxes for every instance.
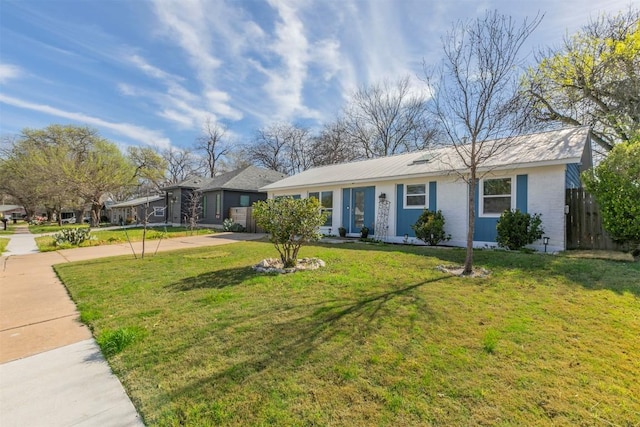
[246,123,312,175]
[522,8,639,153]
[583,136,640,260]
[423,10,542,275]
[310,119,361,167]
[0,125,136,226]
[342,76,439,158]
[163,147,199,184]
[0,135,51,220]
[128,146,168,194]
[253,197,326,268]
[195,117,229,177]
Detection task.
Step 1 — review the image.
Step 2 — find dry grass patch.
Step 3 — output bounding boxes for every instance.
[55,242,640,426]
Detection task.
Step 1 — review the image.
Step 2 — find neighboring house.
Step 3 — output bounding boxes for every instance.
[110,195,166,225]
[0,205,26,220]
[261,126,593,252]
[162,166,286,226]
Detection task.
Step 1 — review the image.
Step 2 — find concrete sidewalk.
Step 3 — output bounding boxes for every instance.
[0,230,265,426]
[1,224,39,257]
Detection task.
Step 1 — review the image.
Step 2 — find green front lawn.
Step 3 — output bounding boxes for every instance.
[0,237,8,253]
[29,223,88,234]
[35,226,216,251]
[55,242,640,426]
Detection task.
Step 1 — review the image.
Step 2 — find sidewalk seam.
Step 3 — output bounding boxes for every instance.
[0,313,79,333]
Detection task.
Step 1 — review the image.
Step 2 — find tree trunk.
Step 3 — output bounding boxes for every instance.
[92,203,101,228]
[463,172,477,275]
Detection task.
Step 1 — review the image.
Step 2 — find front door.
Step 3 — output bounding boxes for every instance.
[342,186,375,234]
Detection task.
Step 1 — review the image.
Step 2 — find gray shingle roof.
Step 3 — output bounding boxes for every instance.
[262,126,591,191]
[199,166,287,192]
[111,195,164,208]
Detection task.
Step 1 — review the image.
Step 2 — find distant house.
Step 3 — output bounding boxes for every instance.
[162,166,286,226]
[261,127,593,252]
[110,195,166,225]
[0,205,26,220]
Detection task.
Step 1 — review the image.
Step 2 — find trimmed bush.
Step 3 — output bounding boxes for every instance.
[411,209,451,246]
[496,209,543,250]
[253,197,326,268]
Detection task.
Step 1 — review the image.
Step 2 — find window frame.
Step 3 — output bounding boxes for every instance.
[403,183,428,209]
[479,176,515,217]
[308,191,333,227]
[153,206,165,217]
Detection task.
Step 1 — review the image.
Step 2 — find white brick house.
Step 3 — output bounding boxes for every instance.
[261,127,593,252]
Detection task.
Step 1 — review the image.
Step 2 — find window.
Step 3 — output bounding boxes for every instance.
[153,207,165,217]
[202,195,207,217]
[309,191,333,226]
[481,177,512,216]
[240,195,250,207]
[405,184,427,208]
[215,193,221,218]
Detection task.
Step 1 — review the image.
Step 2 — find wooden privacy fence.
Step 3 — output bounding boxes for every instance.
[228,207,263,233]
[565,188,625,251]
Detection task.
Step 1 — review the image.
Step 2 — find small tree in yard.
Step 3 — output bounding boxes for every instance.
[583,138,640,260]
[496,209,544,250]
[252,197,327,268]
[411,210,451,246]
[184,190,202,235]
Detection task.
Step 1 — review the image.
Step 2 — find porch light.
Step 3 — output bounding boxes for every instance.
[543,236,550,252]
[379,193,386,200]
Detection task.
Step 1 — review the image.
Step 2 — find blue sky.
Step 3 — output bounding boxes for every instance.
[0,0,634,152]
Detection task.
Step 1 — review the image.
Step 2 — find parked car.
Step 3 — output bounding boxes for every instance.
[61,215,76,224]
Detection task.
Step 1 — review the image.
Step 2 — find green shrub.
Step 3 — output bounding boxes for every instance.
[496,209,543,250]
[253,197,326,268]
[583,138,640,260]
[53,227,92,246]
[411,209,451,245]
[223,218,245,232]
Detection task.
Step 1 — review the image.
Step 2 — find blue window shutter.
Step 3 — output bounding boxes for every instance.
[516,175,528,213]
[429,181,437,211]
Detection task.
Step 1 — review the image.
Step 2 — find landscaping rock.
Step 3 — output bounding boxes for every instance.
[253,257,326,274]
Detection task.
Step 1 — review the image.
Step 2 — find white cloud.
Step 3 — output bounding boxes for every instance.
[0,64,23,83]
[0,94,172,150]
[149,0,242,122]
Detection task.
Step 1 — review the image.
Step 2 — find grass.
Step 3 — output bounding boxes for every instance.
[0,222,16,235]
[29,223,89,234]
[0,237,8,253]
[35,226,216,251]
[55,242,640,426]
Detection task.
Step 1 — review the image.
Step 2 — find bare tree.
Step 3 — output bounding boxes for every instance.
[163,147,199,184]
[424,10,542,275]
[246,123,312,175]
[183,190,202,234]
[342,75,438,158]
[195,117,229,177]
[310,119,361,166]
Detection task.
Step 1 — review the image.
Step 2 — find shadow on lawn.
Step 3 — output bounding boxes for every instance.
[168,276,446,400]
[309,242,640,297]
[167,266,256,290]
